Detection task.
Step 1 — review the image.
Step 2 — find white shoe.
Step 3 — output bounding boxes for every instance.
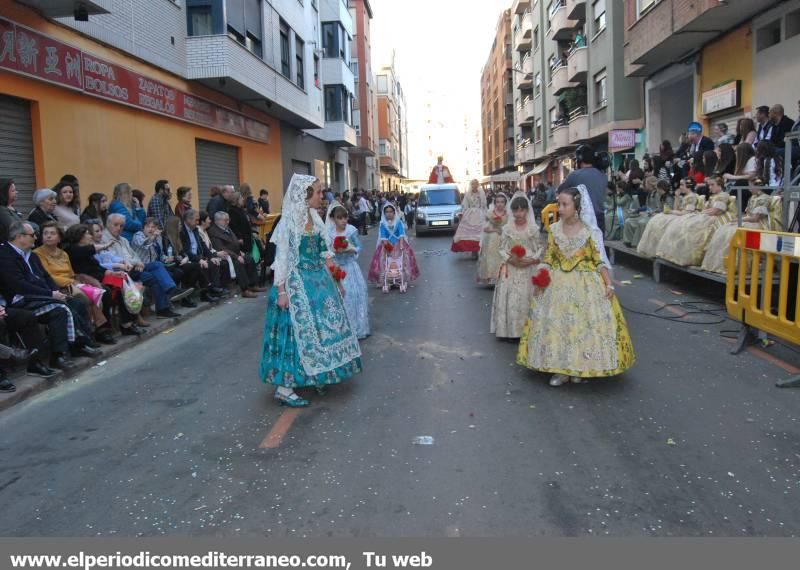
[570,377,585,384]
[549,374,568,387]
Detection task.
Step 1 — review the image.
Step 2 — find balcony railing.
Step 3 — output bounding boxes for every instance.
[520,12,533,38]
[568,106,589,144]
[511,0,531,15]
[550,64,572,95]
[516,97,534,125]
[548,1,578,41]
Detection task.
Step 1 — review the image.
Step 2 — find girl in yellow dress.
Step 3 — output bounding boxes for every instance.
[491,192,543,339]
[517,186,635,386]
[656,176,734,267]
[701,179,772,274]
[637,178,699,258]
[477,193,509,285]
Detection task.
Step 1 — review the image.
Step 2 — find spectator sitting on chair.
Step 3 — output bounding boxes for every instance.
[28,189,59,245]
[163,215,207,307]
[0,302,58,389]
[208,211,264,298]
[108,183,146,241]
[0,222,102,371]
[53,181,81,231]
[103,214,191,318]
[258,189,271,215]
[180,209,223,303]
[34,222,116,345]
[64,222,145,337]
[132,217,185,288]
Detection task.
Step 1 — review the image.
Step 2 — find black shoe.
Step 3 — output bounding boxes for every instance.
[51,354,76,370]
[0,379,15,393]
[210,287,226,297]
[201,292,220,303]
[156,308,181,319]
[72,345,102,358]
[181,298,198,308]
[169,288,194,303]
[120,324,144,336]
[28,361,59,378]
[95,330,117,345]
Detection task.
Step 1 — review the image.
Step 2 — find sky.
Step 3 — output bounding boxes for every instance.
[370,0,512,181]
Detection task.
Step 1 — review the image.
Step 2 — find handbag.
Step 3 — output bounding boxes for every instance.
[122,274,144,314]
[251,240,261,264]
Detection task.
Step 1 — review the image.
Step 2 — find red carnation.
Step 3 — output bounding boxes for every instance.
[384,242,394,253]
[531,268,551,288]
[510,244,526,258]
[333,236,349,251]
[329,265,346,282]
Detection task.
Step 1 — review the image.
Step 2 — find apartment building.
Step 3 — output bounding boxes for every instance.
[623,0,786,154]
[480,9,516,179]
[377,61,408,193]
[348,0,380,191]
[511,0,643,186]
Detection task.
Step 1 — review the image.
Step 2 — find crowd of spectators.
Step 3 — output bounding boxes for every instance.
[0,176,273,394]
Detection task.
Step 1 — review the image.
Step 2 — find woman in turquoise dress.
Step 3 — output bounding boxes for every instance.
[259,175,362,407]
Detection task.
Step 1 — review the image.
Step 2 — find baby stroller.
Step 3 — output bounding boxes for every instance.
[383,248,407,293]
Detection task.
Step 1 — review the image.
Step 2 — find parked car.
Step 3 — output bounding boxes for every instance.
[414,184,462,237]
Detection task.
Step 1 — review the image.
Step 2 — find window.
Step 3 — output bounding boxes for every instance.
[787,9,800,40]
[549,106,557,129]
[377,74,388,94]
[534,72,542,97]
[533,26,539,51]
[224,0,262,56]
[593,0,606,36]
[636,0,658,18]
[295,37,305,89]
[379,141,387,156]
[756,19,782,51]
[594,70,607,109]
[325,85,351,123]
[280,21,291,78]
[187,5,213,36]
[351,60,359,82]
[313,54,321,88]
[535,118,543,142]
[321,22,349,62]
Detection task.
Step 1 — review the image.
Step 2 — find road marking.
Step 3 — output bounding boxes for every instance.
[259,408,302,449]
[648,298,688,318]
[721,337,800,375]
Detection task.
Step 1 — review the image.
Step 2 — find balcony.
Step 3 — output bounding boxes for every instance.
[568,108,589,144]
[567,46,587,82]
[514,28,532,52]
[518,141,536,164]
[551,123,570,150]
[380,155,401,174]
[624,0,777,77]
[511,0,531,15]
[548,2,578,41]
[517,98,534,126]
[520,12,533,38]
[305,121,357,147]
[320,0,354,31]
[550,64,573,95]
[186,35,322,129]
[518,56,533,89]
[16,0,111,17]
[321,58,356,93]
[566,0,586,22]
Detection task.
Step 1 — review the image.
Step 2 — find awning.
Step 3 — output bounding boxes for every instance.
[480,172,521,184]
[523,161,550,177]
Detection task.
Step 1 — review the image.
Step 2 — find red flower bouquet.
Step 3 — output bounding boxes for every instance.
[510,244,526,258]
[329,265,347,282]
[531,268,551,288]
[384,242,394,253]
[333,236,349,251]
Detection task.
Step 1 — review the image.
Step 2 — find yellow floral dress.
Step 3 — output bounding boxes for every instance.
[517,221,635,378]
[656,192,733,267]
[477,209,508,285]
[637,192,699,258]
[700,193,771,274]
[491,220,543,338]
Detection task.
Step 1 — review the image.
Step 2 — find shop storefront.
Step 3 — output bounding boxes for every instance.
[0,9,283,212]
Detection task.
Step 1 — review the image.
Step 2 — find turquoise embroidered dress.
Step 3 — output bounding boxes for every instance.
[259,232,362,388]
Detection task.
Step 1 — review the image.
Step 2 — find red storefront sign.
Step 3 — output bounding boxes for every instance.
[0,17,269,143]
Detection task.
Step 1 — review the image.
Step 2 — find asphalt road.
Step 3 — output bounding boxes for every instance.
[1,231,800,537]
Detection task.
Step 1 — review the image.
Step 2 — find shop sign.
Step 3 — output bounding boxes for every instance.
[609,129,636,151]
[0,17,270,143]
[702,80,741,116]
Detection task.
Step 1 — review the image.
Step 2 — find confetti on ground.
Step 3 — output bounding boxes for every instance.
[162,328,176,335]
[412,436,434,446]
[666,438,677,446]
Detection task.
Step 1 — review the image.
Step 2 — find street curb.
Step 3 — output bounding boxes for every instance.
[0,296,248,413]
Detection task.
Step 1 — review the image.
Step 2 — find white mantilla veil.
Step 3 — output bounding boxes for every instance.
[376,202,407,250]
[325,199,347,235]
[574,183,612,270]
[270,174,359,376]
[509,190,539,228]
[489,191,512,218]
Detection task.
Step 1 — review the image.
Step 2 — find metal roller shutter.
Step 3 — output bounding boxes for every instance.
[0,95,36,217]
[195,139,240,210]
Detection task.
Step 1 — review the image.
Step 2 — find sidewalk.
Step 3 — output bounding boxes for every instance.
[0,293,265,412]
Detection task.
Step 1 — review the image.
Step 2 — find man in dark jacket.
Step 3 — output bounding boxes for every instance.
[180,209,223,302]
[208,211,265,298]
[0,222,100,370]
[769,104,796,150]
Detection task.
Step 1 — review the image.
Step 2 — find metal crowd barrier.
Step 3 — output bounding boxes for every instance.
[725,227,800,387]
